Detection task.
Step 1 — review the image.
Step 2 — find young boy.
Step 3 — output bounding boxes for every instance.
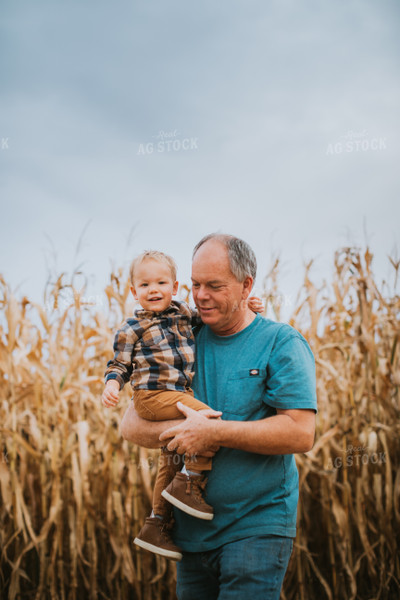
[102,250,262,561]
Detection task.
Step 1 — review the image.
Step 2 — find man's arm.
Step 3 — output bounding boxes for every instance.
[120,402,222,451]
[159,402,316,456]
[120,402,179,448]
[215,408,315,453]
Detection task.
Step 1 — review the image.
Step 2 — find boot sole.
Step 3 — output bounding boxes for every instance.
[161,490,214,520]
[133,537,182,561]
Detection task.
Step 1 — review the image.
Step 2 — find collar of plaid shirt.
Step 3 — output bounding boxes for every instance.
[134,299,190,321]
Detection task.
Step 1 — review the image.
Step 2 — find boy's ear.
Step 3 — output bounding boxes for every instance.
[130,285,138,299]
[172,280,179,295]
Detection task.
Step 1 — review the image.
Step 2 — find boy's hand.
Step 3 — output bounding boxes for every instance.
[248,296,264,314]
[102,380,120,408]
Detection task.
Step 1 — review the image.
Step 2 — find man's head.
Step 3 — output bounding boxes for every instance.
[129,250,178,313]
[191,234,257,335]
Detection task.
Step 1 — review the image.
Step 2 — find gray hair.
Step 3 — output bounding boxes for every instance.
[192,233,257,283]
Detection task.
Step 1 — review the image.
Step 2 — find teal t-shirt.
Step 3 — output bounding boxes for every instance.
[173,313,317,551]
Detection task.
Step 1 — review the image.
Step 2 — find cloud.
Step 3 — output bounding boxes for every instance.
[1,0,399,310]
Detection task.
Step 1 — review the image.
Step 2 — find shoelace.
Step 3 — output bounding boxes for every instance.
[185,476,207,500]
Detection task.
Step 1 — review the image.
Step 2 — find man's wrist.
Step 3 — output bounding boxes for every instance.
[208,417,223,447]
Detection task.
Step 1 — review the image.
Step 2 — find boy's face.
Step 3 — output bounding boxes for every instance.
[131,258,178,313]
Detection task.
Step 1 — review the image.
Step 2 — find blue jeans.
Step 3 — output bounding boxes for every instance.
[176,535,293,600]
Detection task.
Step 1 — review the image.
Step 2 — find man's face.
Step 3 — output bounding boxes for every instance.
[131,259,178,313]
[191,240,252,335]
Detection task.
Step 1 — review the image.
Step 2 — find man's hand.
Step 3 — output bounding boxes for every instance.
[101,380,120,408]
[159,402,222,456]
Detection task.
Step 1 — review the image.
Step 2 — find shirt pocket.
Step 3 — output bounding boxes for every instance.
[223,368,266,417]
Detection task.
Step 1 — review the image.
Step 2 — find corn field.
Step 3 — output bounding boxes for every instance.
[0,247,399,599]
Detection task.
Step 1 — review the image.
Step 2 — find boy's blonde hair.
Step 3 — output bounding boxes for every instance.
[129,250,177,285]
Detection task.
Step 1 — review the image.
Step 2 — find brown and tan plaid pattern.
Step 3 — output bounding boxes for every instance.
[105,301,201,392]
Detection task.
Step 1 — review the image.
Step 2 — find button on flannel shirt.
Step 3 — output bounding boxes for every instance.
[104,300,201,392]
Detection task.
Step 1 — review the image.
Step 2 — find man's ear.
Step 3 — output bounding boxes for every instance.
[242,276,254,300]
[130,285,138,300]
[172,280,179,295]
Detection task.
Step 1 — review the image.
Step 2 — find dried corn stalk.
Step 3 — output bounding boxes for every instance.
[0,248,399,599]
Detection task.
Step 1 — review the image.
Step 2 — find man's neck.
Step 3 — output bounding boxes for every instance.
[211,309,256,337]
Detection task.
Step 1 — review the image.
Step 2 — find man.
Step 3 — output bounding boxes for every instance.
[121,233,317,599]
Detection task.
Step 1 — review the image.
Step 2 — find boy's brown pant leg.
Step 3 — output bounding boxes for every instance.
[134,389,213,516]
[134,388,210,420]
[152,448,182,518]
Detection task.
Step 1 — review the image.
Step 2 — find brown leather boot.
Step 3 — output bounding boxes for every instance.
[161,473,214,520]
[133,517,182,561]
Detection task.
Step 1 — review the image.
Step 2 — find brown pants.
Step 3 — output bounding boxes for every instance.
[134,388,212,518]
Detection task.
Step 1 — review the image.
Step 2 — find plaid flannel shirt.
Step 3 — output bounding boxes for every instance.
[104,300,201,392]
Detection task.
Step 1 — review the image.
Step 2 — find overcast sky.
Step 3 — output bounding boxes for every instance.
[1,0,399,318]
